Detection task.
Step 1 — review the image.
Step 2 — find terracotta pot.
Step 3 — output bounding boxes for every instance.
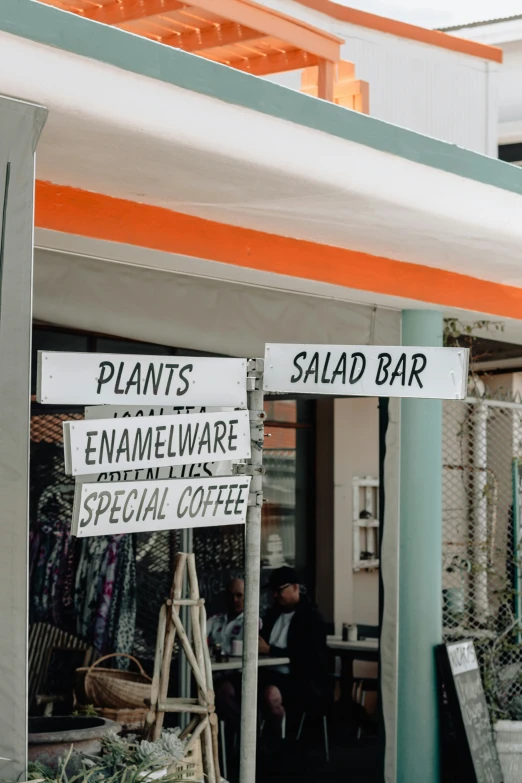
[28,716,121,770]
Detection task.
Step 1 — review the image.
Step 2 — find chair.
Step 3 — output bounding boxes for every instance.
[352,659,379,740]
[296,710,329,762]
[29,622,93,714]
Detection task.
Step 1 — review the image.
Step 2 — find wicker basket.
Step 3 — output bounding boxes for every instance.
[75,653,152,709]
[89,705,148,730]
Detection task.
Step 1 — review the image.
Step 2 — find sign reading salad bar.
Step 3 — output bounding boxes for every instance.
[37,352,247,407]
[264,344,469,400]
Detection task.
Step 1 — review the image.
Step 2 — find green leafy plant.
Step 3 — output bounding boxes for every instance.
[6,731,190,783]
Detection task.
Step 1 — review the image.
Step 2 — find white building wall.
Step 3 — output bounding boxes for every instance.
[333,397,380,632]
[260,0,497,154]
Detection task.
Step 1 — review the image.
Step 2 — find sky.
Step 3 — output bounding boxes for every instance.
[335,0,522,28]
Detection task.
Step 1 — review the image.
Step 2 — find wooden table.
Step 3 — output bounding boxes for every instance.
[327,637,379,654]
[211,655,290,672]
[327,636,379,707]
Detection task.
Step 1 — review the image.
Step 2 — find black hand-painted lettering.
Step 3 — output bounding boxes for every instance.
[114,362,125,395]
[376,353,392,386]
[198,422,211,455]
[290,352,306,383]
[123,488,138,523]
[85,431,98,465]
[125,363,141,395]
[154,425,167,459]
[158,487,168,520]
[94,491,112,525]
[234,483,249,515]
[331,353,347,385]
[115,429,130,463]
[100,430,116,465]
[179,421,199,457]
[164,364,179,396]
[213,420,227,453]
[390,353,407,386]
[349,352,366,384]
[96,362,114,395]
[228,420,238,451]
[189,487,205,518]
[203,463,213,477]
[225,485,238,515]
[409,353,427,388]
[177,364,193,396]
[203,485,218,516]
[80,492,97,527]
[109,490,125,524]
[304,352,319,383]
[144,363,164,396]
[177,486,191,518]
[321,352,332,384]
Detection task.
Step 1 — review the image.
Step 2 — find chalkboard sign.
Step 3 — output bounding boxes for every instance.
[437,641,503,783]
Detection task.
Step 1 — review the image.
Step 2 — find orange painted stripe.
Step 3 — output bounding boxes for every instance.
[294,0,503,63]
[35,181,522,320]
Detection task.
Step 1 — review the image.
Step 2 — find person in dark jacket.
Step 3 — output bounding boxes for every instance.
[258,566,328,732]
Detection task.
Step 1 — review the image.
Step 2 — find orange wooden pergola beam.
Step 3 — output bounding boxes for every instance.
[80,0,186,25]
[227,49,318,77]
[161,22,265,52]
[186,0,341,61]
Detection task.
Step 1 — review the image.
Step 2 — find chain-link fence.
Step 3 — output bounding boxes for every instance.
[443,393,522,719]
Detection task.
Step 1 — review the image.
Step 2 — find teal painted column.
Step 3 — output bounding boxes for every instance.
[397,310,443,783]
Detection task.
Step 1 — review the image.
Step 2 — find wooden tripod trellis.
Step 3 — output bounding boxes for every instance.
[146,552,221,783]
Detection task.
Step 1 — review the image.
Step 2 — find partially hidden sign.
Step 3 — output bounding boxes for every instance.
[72,475,252,537]
[63,410,250,476]
[437,641,503,783]
[264,344,469,400]
[84,405,231,420]
[37,352,247,407]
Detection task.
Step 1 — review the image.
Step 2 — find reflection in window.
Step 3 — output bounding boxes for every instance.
[262,401,297,570]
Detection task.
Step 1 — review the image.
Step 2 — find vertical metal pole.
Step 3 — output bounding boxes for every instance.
[239,359,264,783]
[179,528,193,730]
[0,97,46,779]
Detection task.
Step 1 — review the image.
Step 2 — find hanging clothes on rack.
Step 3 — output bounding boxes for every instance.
[105,534,137,667]
[30,483,75,626]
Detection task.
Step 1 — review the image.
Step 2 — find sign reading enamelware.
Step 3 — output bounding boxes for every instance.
[264,344,469,400]
[37,352,247,407]
[63,410,250,476]
[76,461,234,484]
[84,405,231,420]
[72,476,252,537]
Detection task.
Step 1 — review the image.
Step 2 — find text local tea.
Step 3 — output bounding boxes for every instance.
[72,476,252,537]
[64,410,251,476]
[264,344,469,399]
[84,405,230,420]
[37,352,247,407]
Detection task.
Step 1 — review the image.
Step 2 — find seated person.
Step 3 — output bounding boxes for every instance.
[207,577,245,656]
[207,578,245,729]
[258,566,328,733]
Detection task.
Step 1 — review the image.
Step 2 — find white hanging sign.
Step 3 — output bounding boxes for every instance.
[37,352,247,407]
[63,410,251,476]
[263,344,469,400]
[72,475,252,537]
[84,405,232,420]
[76,462,234,484]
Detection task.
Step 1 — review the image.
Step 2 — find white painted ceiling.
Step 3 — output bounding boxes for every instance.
[3,30,522,291]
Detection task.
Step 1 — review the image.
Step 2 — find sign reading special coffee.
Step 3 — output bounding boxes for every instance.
[263,344,469,400]
[63,410,250,476]
[37,352,247,407]
[72,475,252,537]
